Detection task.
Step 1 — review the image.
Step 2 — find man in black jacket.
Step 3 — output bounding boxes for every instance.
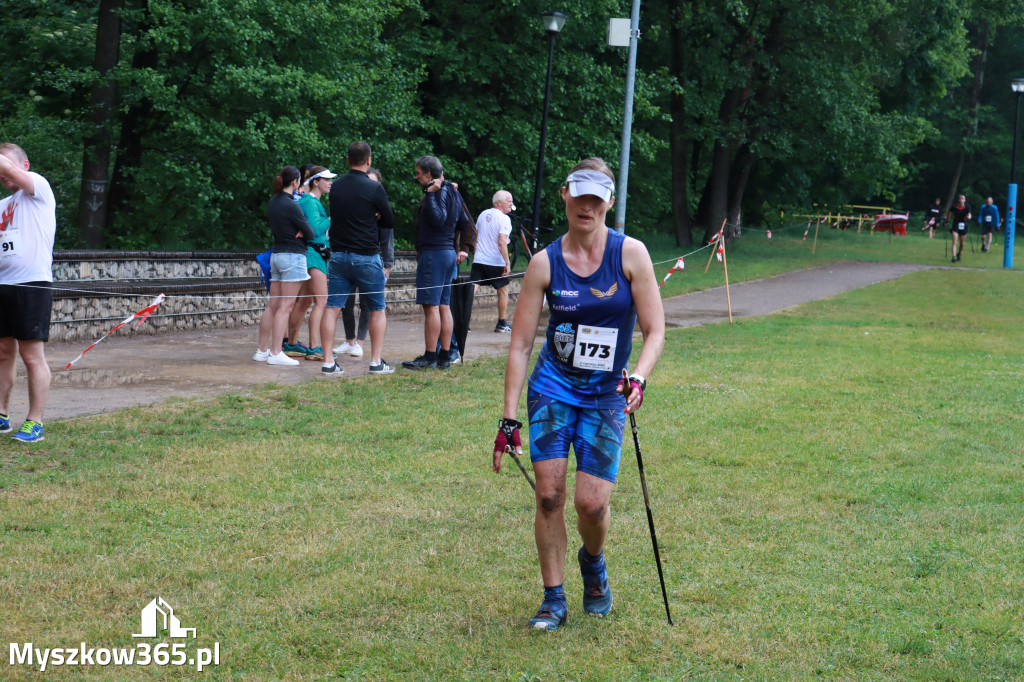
[319,141,396,375]
[402,155,472,370]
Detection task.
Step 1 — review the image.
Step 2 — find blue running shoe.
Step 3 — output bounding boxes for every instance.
[283,341,309,358]
[12,420,44,443]
[0,413,10,433]
[579,546,613,617]
[529,597,568,632]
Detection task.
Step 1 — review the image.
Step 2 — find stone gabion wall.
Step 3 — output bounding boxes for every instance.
[53,258,260,283]
[49,290,269,343]
[47,253,520,343]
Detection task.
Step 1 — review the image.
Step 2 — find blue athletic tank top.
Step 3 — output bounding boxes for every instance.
[529,228,636,409]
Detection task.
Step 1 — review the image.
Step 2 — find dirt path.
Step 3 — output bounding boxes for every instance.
[6,261,929,423]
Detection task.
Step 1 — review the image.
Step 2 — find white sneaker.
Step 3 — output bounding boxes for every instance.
[333,341,353,355]
[348,343,364,358]
[253,349,271,362]
[267,351,300,366]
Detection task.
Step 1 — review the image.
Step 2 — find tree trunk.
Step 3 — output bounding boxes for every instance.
[108,10,157,230]
[945,20,989,211]
[703,87,741,243]
[726,144,756,238]
[669,2,692,248]
[76,0,124,248]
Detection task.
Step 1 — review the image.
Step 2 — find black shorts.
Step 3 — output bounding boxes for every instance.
[469,262,510,289]
[951,223,968,235]
[981,222,994,234]
[0,282,53,341]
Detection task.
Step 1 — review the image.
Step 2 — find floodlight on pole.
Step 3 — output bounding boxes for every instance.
[532,12,567,241]
[1005,78,1024,268]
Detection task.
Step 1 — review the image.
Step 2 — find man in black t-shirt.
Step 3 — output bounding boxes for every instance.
[947,194,971,262]
[318,141,396,375]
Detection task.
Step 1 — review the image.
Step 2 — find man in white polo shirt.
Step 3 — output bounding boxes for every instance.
[0,143,56,443]
[469,190,515,332]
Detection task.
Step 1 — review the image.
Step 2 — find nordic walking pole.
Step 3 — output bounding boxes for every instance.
[505,445,535,490]
[621,369,673,625]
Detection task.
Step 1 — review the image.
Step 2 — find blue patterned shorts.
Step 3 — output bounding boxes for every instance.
[527,388,626,483]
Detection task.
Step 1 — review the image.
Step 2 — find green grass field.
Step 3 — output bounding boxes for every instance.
[2,227,1023,679]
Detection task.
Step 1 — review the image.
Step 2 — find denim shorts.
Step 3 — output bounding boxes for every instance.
[326,251,386,311]
[270,252,311,283]
[415,249,457,306]
[526,388,626,483]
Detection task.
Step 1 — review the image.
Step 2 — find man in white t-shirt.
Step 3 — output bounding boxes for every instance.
[0,143,56,443]
[469,190,515,333]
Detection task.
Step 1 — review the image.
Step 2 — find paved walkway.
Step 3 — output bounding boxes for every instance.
[7,261,929,423]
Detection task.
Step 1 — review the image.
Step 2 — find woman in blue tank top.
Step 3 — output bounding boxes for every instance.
[492,157,665,631]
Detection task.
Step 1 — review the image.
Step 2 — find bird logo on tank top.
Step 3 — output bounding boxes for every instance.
[590,282,618,300]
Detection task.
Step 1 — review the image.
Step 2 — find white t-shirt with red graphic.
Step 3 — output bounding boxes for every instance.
[0,172,56,284]
[473,207,513,267]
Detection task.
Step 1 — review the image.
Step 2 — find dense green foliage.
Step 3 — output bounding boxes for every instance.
[0,0,1022,249]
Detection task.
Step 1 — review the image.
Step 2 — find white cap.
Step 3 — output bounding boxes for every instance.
[566,169,614,202]
[303,169,338,186]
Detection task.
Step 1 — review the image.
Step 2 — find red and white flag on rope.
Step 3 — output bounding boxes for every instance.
[716,240,725,262]
[659,257,685,287]
[64,294,166,370]
[802,221,811,240]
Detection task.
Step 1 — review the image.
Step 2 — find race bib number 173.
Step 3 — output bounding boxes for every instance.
[572,325,618,372]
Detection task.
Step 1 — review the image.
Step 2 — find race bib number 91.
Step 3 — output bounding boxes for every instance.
[0,235,17,261]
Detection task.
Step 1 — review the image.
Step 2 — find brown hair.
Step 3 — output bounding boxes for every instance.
[367,166,383,183]
[273,165,300,194]
[568,157,615,182]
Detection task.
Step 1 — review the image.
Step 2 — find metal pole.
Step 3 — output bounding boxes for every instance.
[1005,92,1021,269]
[532,32,557,235]
[613,0,642,234]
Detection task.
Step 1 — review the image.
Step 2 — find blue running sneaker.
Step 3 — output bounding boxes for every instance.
[529,586,567,632]
[283,341,309,358]
[12,420,44,443]
[579,546,613,617]
[0,413,10,434]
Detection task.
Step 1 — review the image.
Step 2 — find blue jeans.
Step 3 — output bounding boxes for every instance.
[326,252,386,311]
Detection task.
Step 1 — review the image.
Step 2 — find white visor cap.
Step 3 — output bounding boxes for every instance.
[304,169,338,186]
[566,169,615,202]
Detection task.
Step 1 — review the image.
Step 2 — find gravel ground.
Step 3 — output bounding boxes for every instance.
[5,261,930,424]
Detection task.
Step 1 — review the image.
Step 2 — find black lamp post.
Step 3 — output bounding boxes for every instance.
[531,11,567,236]
[1005,78,1024,268]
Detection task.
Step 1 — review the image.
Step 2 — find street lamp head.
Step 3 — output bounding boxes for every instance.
[1011,78,1024,94]
[541,11,567,34]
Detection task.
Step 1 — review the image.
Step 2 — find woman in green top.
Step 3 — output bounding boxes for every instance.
[285,165,336,360]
